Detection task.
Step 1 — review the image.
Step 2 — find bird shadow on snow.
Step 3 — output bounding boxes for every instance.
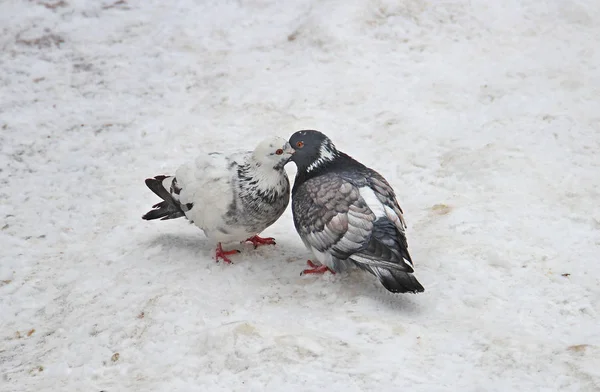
[143,232,208,256]
[142,231,289,254]
[141,233,424,314]
[327,270,425,315]
[256,237,426,315]
[140,232,305,270]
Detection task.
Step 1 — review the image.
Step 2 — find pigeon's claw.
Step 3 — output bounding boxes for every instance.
[244,235,276,249]
[215,242,239,264]
[301,260,335,275]
[306,260,319,269]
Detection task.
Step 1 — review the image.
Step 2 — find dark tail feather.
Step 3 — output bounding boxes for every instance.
[355,263,425,294]
[375,267,424,294]
[351,219,424,294]
[142,176,186,221]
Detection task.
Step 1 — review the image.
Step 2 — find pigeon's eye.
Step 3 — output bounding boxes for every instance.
[275,149,283,155]
[296,141,304,148]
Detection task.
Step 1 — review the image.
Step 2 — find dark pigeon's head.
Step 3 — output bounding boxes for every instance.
[289,130,339,172]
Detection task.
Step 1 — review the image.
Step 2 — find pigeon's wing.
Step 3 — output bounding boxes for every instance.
[345,171,421,293]
[174,150,250,229]
[366,173,407,229]
[362,172,413,267]
[293,173,415,273]
[293,175,373,263]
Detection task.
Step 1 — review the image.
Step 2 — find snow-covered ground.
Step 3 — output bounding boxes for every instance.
[1,0,599,390]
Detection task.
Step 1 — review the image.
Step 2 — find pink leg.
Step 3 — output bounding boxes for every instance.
[243,235,276,249]
[215,242,239,264]
[301,260,336,275]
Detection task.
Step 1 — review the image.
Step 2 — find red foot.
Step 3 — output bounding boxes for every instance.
[243,235,276,249]
[301,260,336,275]
[215,242,239,264]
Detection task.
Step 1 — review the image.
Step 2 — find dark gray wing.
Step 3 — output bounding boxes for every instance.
[292,173,414,273]
[292,174,373,260]
[367,173,407,230]
[363,173,412,265]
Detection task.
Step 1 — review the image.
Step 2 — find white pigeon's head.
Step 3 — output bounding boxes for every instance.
[288,130,339,173]
[252,136,295,170]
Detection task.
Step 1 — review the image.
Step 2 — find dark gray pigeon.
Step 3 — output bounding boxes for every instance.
[142,136,294,263]
[288,130,424,294]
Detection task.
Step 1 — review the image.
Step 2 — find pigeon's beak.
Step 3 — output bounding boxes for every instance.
[283,143,295,156]
[274,143,295,169]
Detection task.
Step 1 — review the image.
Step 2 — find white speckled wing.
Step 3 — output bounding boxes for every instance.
[174,151,249,242]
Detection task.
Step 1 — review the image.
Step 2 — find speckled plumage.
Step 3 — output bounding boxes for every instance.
[223,158,291,236]
[142,137,293,252]
[289,130,424,294]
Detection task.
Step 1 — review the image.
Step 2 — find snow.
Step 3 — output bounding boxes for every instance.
[1,0,599,390]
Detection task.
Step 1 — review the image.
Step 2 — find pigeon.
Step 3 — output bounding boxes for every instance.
[288,130,424,294]
[142,136,295,263]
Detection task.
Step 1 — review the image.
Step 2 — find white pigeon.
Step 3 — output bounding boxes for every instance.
[142,136,295,263]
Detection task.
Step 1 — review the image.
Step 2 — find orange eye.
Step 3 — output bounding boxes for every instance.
[275,149,283,155]
[296,141,304,148]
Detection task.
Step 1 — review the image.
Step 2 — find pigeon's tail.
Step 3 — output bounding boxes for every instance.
[142,175,186,221]
[348,218,425,294]
[352,257,425,294]
[370,267,424,294]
